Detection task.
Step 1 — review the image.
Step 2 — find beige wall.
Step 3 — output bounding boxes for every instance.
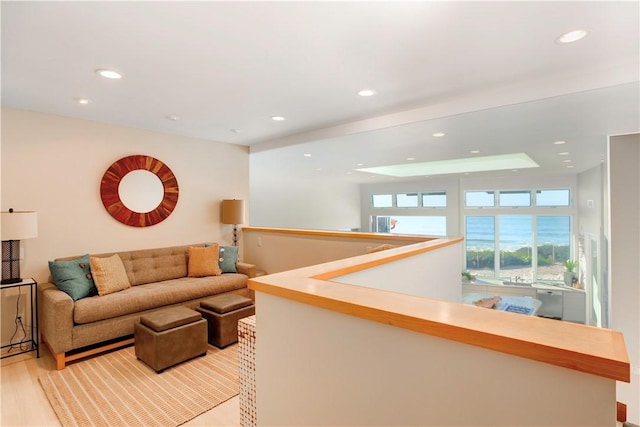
[243,229,421,274]
[1,108,249,344]
[608,133,640,424]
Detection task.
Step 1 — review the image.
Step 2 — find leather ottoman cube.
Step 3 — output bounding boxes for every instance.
[135,306,207,372]
[196,294,255,348]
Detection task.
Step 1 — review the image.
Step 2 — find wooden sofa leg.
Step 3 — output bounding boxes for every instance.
[54,352,66,370]
[42,337,66,370]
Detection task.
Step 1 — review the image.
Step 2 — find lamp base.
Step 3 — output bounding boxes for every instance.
[232,225,238,246]
[1,240,22,285]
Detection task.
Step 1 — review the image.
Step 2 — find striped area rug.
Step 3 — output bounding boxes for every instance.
[39,345,239,427]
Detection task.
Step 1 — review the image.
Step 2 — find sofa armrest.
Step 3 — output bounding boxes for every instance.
[236,262,257,278]
[38,282,75,354]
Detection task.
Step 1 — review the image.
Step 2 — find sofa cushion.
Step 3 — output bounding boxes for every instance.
[90,254,131,296]
[218,245,239,273]
[48,254,97,301]
[73,274,248,324]
[188,245,221,277]
[118,246,190,286]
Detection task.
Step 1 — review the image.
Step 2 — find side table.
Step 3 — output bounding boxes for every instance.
[239,315,256,427]
[1,278,39,359]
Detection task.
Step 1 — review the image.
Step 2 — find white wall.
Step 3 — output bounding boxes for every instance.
[337,241,462,302]
[577,165,607,327]
[249,149,361,231]
[1,108,249,343]
[578,165,604,236]
[256,292,616,426]
[608,133,640,424]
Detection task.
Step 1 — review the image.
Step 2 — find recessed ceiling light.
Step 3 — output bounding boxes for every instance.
[553,140,567,145]
[406,157,415,161]
[559,152,570,156]
[470,150,481,154]
[512,169,519,172]
[165,115,180,121]
[356,163,364,166]
[556,29,589,44]
[563,159,572,163]
[432,132,445,137]
[74,97,90,105]
[303,153,312,157]
[357,89,376,97]
[95,68,123,79]
[566,165,575,169]
[271,116,286,121]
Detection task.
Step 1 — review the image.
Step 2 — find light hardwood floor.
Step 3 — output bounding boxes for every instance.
[0,346,240,427]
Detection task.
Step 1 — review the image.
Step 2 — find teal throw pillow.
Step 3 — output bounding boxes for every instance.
[48,254,97,301]
[218,245,238,273]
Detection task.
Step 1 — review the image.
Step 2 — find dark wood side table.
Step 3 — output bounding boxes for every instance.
[1,278,39,359]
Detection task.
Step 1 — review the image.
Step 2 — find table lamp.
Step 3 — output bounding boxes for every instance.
[221,199,244,246]
[1,209,38,284]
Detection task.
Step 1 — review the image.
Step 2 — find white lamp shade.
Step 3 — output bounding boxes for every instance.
[1,211,38,240]
[221,200,244,225]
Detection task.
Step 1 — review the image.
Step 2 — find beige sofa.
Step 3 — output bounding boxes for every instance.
[38,243,255,369]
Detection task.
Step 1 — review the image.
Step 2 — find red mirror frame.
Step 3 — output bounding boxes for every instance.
[100,155,179,227]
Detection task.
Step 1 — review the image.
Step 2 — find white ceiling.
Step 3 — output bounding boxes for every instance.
[2,1,639,183]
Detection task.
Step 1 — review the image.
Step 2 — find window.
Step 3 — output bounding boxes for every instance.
[465,191,495,207]
[372,194,393,208]
[499,190,531,207]
[499,215,532,281]
[396,193,419,208]
[372,215,446,236]
[536,216,571,282]
[465,215,571,283]
[465,216,495,277]
[536,189,570,207]
[422,192,447,207]
[466,188,570,208]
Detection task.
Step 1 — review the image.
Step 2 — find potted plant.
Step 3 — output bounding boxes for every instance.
[461,271,474,283]
[563,260,577,286]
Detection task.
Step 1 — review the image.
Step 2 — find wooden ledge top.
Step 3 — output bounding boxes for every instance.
[243,226,432,242]
[249,236,630,383]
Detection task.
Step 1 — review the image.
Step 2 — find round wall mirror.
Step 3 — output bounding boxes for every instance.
[118,169,165,213]
[100,155,179,227]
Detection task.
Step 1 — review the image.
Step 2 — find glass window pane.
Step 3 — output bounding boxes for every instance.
[536,216,571,282]
[536,189,570,207]
[499,190,531,207]
[465,191,495,207]
[499,215,532,282]
[465,216,495,277]
[422,192,446,207]
[372,216,446,235]
[372,194,393,208]
[396,193,419,208]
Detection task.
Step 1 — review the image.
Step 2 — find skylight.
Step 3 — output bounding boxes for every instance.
[356,153,539,177]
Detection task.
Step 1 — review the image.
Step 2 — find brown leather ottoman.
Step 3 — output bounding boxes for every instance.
[196,294,255,348]
[135,306,207,372]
